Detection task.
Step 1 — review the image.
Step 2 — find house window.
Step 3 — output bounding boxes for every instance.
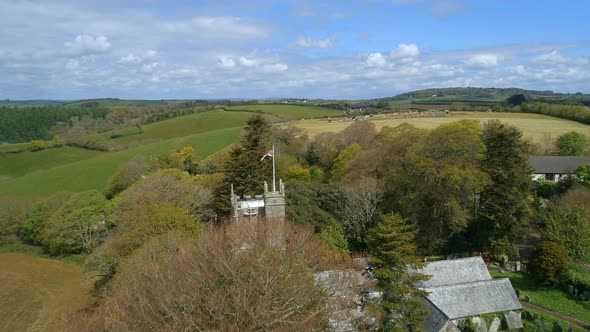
[545,173,555,181]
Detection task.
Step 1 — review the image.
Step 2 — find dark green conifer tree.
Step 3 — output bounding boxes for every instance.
[475,120,533,257]
[214,114,272,216]
[366,213,428,331]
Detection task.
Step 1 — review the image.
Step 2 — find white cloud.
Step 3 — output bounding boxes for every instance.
[64,35,111,55]
[141,62,158,72]
[145,50,158,59]
[465,54,498,68]
[65,59,79,70]
[531,50,588,65]
[218,56,236,68]
[164,16,269,40]
[366,52,387,67]
[239,56,257,67]
[262,63,288,73]
[295,37,335,48]
[119,54,141,64]
[390,43,420,59]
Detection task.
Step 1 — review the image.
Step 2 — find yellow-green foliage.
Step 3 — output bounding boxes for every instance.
[37,191,112,256]
[84,170,211,284]
[285,165,312,182]
[330,143,361,181]
[319,220,348,253]
[29,140,48,151]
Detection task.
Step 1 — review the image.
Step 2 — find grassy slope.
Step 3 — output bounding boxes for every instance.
[0,106,338,185]
[0,253,90,332]
[225,104,344,119]
[296,112,590,146]
[0,110,251,181]
[111,109,253,144]
[0,126,241,196]
[491,271,590,323]
[0,146,104,179]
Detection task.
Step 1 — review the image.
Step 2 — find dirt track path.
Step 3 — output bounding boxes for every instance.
[0,253,91,332]
[522,302,590,330]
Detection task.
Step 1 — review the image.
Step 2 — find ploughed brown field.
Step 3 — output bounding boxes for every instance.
[0,254,90,332]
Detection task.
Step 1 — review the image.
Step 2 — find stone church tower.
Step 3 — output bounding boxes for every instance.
[230,179,286,223]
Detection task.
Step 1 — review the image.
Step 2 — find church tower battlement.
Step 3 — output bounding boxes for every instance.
[230,144,285,224]
[230,179,286,223]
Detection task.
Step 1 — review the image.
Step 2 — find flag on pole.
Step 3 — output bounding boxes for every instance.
[260,148,273,161]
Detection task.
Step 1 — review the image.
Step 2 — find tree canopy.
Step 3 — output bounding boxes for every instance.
[556,131,587,156]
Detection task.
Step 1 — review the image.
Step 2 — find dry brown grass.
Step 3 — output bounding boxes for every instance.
[295,112,590,146]
[0,253,90,332]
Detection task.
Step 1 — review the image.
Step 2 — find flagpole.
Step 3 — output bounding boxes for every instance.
[272,143,276,192]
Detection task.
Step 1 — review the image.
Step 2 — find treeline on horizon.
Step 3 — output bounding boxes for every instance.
[0,104,216,145]
[0,106,109,143]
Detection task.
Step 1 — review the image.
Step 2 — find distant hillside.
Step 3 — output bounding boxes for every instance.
[0,100,66,107]
[63,98,170,107]
[380,87,590,106]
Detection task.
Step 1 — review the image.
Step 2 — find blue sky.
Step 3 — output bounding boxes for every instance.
[1,0,589,99]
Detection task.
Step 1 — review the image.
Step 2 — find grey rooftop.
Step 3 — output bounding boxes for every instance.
[418,256,491,288]
[528,156,590,174]
[424,278,521,319]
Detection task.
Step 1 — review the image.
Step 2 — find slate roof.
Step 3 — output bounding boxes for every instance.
[424,278,522,319]
[528,156,590,174]
[420,256,522,330]
[418,256,491,288]
[422,298,455,332]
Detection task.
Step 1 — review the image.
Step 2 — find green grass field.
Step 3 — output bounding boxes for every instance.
[296,112,590,147]
[0,146,104,179]
[522,308,586,332]
[0,126,242,196]
[491,271,590,323]
[225,104,344,120]
[0,110,252,184]
[110,109,253,144]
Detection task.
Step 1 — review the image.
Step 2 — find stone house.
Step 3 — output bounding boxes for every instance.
[528,156,590,182]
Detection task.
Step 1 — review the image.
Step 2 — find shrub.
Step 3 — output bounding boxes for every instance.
[104,155,158,199]
[528,241,569,283]
[72,222,348,331]
[0,196,37,245]
[285,165,312,182]
[21,192,73,245]
[575,163,590,188]
[542,200,590,259]
[556,131,587,156]
[309,165,324,180]
[29,140,47,151]
[319,220,349,253]
[38,191,112,256]
[85,171,212,284]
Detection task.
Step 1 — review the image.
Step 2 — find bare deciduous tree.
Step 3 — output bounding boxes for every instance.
[339,177,384,249]
[70,222,358,331]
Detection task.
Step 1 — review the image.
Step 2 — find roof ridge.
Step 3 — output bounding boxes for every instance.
[422,277,508,290]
